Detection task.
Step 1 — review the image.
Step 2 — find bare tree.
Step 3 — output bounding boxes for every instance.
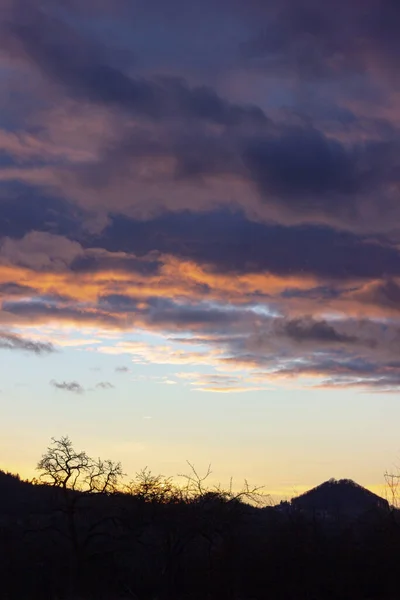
[37,435,123,493]
[85,457,124,494]
[36,436,124,597]
[384,469,400,510]
[179,460,268,506]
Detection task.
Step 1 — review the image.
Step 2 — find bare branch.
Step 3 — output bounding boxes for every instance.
[126,467,180,503]
[36,436,124,494]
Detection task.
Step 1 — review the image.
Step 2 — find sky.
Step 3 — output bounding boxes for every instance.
[0,0,400,501]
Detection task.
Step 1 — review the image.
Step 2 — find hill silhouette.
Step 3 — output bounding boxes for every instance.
[290,478,389,517]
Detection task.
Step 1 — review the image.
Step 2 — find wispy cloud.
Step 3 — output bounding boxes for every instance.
[95,381,114,389]
[50,380,84,394]
[176,371,270,394]
[50,379,116,393]
[0,331,55,354]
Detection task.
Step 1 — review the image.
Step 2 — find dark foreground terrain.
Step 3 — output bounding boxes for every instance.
[1,438,399,600]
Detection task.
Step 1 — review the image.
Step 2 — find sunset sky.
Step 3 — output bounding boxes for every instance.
[1,0,400,500]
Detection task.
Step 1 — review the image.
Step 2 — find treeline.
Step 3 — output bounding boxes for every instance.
[1,436,400,600]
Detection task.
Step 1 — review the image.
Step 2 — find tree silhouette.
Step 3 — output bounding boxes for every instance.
[37,435,123,493]
[36,436,124,597]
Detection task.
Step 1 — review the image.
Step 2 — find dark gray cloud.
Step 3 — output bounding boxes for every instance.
[284,356,400,392]
[280,286,347,300]
[3,4,268,128]
[240,0,400,81]
[0,330,55,354]
[282,317,357,344]
[71,115,400,229]
[242,130,399,216]
[355,280,400,312]
[97,210,400,280]
[147,303,237,328]
[4,185,371,286]
[2,301,128,328]
[50,380,84,393]
[0,282,37,297]
[268,354,395,381]
[98,294,141,312]
[98,295,252,333]
[243,128,358,203]
[1,1,399,239]
[0,183,88,241]
[70,254,161,276]
[143,297,241,329]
